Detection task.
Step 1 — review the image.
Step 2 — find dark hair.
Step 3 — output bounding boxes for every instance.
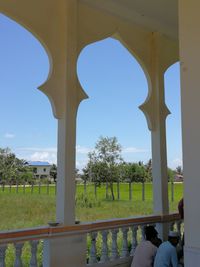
[145,226,158,240]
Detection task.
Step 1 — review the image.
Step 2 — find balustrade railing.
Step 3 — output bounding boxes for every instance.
[0,213,183,266]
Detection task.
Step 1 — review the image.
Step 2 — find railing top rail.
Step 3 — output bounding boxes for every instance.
[0,213,181,244]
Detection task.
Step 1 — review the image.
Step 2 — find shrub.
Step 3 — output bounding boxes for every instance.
[75,193,101,208]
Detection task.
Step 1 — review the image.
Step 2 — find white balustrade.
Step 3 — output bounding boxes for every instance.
[89,232,98,264]
[121,227,129,258]
[30,240,39,267]
[0,245,7,267]
[141,225,146,241]
[111,229,119,260]
[0,214,183,266]
[130,225,138,256]
[14,242,24,267]
[100,230,109,263]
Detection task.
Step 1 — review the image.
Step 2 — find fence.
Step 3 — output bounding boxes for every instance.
[79,182,182,202]
[0,181,182,202]
[0,213,183,266]
[0,182,56,195]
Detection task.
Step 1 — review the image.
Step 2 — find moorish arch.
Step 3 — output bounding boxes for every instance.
[164,62,182,188]
[76,36,151,186]
[0,14,57,162]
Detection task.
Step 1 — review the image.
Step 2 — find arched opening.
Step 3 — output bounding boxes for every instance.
[0,14,57,229]
[76,37,152,221]
[164,62,183,211]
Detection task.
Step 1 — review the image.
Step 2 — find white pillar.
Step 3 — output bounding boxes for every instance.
[56,113,76,224]
[43,235,87,267]
[43,0,87,266]
[179,0,200,265]
[151,70,169,240]
[151,117,169,215]
[140,33,170,240]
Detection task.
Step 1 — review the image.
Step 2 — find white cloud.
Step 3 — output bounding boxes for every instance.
[15,147,57,164]
[29,151,57,164]
[14,145,149,169]
[4,133,15,139]
[76,145,91,154]
[170,158,182,169]
[15,145,91,165]
[122,147,148,153]
[17,147,56,152]
[76,159,89,171]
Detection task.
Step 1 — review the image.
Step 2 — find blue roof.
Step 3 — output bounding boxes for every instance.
[28,161,51,166]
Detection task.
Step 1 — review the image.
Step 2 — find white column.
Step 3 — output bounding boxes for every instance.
[179,0,200,265]
[140,33,170,240]
[56,113,76,224]
[43,235,87,267]
[43,1,87,266]
[151,75,169,240]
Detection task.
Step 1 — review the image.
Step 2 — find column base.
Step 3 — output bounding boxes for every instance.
[184,246,200,267]
[43,234,86,267]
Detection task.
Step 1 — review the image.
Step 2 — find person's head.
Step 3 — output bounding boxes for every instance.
[168,231,180,247]
[145,226,158,241]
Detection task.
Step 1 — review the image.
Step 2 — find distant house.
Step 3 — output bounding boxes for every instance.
[28,161,51,179]
[174,174,183,182]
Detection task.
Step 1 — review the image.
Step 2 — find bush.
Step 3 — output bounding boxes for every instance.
[75,193,101,208]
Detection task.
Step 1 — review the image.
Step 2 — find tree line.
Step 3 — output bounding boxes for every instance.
[0,147,57,184]
[80,136,182,200]
[0,137,182,196]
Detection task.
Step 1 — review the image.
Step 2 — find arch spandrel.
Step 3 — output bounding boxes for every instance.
[0,0,179,122]
[117,32,177,131]
[0,0,71,119]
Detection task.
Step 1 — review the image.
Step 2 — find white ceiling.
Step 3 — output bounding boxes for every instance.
[81,0,178,39]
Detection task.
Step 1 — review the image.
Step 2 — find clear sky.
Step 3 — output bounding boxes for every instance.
[0,14,182,170]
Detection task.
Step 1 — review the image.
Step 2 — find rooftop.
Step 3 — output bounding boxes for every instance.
[28,161,51,166]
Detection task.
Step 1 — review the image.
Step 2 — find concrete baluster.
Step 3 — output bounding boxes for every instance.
[89,232,98,264]
[100,230,109,262]
[0,245,7,267]
[121,227,129,257]
[14,243,24,267]
[111,229,119,260]
[130,225,138,256]
[30,240,39,267]
[141,225,146,241]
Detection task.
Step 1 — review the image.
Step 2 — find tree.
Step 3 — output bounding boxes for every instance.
[84,136,123,200]
[0,147,29,184]
[168,167,176,182]
[176,166,183,175]
[120,162,150,183]
[145,159,152,180]
[50,164,57,182]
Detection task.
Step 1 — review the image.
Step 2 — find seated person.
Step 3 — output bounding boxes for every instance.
[131,225,160,267]
[154,231,181,267]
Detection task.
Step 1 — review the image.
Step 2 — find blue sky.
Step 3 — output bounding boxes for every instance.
[0,14,182,170]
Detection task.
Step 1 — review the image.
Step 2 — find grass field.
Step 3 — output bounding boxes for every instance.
[0,183,183,266]
[0,183,183,231]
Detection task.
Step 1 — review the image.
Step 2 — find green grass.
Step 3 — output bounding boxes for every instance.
[0,182,183,230]
[0,182,183,266]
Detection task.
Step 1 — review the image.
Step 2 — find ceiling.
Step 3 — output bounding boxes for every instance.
[81,0,178,39]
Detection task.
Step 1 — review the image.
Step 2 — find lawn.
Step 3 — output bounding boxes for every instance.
[0,183,183,266]
[0,183,183,230]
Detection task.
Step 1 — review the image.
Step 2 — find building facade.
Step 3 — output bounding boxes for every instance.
[28,161,51,179]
